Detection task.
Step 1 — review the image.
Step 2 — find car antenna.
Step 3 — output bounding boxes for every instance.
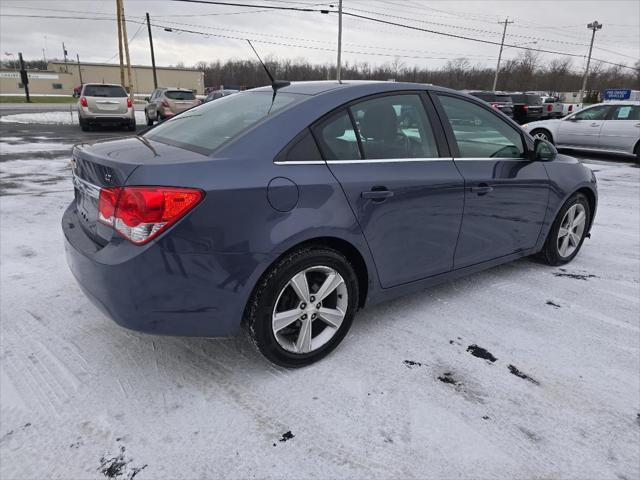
[246,39,290,104]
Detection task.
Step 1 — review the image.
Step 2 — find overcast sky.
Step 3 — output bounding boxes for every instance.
[1,0,638,73]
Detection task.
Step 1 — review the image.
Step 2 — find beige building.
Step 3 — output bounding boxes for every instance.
[0,61,205,96]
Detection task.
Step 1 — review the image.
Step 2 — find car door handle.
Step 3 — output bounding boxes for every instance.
[590,122,600,127]
[634,123,640,127]
[362,188,394,201]
[470,184,494,195]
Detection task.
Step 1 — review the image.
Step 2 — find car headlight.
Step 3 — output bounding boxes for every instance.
[522,124,529,129]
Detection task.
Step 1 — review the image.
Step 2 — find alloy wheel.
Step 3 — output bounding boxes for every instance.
[533,131,549,141]
[272,266,348,354]
[557,203,586,257]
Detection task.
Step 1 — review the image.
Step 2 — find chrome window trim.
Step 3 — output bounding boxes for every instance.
[453,157,529,161]
[274,161,326,165]
[326,157,451,164]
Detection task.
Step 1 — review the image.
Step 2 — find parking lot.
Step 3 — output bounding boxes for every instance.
[1,111,639,479]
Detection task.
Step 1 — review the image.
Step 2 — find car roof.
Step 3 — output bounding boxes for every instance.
[83,83,124,88]
[250,80,451,96]
[600,101,640,106]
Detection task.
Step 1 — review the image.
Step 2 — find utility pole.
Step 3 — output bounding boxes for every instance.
[116,0,125,86]
[579,21,603,103]
[62,42,68,72]
[119,0,134,103]
[42,48,47,64]
[146,12,158,89]
[492,17,513,91]
[336,0,343,82]
[18,53,31,103]
[76,54,83,86]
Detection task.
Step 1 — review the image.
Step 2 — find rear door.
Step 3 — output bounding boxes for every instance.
[313,92,465,288]
[433,93,550,268]
[83,85,128,114]
[557,104,611,148]
[598,104,640,153]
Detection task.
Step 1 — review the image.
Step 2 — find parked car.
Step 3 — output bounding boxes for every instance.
[540,96,564,119]
[144,88,200,125]
[77,83,135,132]
[561,103,581,117]
[509,93,543,124]
[523,101,640,160]
[467,91,514,118]
[73,85,82,98]
[63,81,597,367]
[204,89,239,102]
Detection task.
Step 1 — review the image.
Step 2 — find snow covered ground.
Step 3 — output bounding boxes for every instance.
[0,129,639,479]
[0,111,147,126]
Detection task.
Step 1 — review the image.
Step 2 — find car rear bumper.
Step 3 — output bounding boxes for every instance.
[79,108,134,123]
[62,202,275,337]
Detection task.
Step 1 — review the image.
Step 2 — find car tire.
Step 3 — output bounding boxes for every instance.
[145,112,153,126]
[79,118,89,132]
[531,128,553,144]
[244,247,359,368]
[127,120,136,132]
[539,193,591,266]
[634,143,639,163]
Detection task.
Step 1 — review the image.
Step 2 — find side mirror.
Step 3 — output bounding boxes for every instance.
[566,116,577,121]
[144,96,150,102]
[533,138,557,161]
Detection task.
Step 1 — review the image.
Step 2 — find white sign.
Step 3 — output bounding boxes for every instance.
[0,71,59,80]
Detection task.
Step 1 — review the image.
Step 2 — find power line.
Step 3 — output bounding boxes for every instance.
[170,0,329,13]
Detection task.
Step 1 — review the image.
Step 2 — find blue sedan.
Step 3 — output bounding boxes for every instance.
[63,81,597,367]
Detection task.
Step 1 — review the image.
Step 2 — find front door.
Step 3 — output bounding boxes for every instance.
[313,93,465,288]
[598,104,640,153]
[557,104,611,148]
[434,93,550,269]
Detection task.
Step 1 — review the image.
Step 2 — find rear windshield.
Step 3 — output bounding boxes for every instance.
[470,92,495,101]
[144,91,302,154]
[83,85,127,97]
[165,90,196,100]
[511,94,542,105]
[495,95,513,103]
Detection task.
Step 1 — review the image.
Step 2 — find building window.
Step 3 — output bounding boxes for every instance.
[52,83,63,90]
[18,83,24,89]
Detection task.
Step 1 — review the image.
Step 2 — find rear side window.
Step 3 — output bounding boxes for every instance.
[275,130,322,163]
[611,105,640,120]
[350,94,438,159]
[526,95,542,106]
[165,90,196,100]
[145,92,302,154]
[83,85,127,97]
[314,111,361,161]
[438,95,524,159]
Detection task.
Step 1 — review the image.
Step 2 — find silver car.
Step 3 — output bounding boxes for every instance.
[77,83,135,131]
[523,101,640,160]
[144,88,201,125]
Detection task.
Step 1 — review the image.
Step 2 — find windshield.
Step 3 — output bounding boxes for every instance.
[144,91,302,154]
[165,90,196,100]
[83,85,127,97]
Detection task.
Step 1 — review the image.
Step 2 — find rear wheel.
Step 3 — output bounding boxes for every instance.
[126,119,136,131]
[79,118,89,132]
[145,111,153,126]
[530,128,553,144]
[539,193,590,266]
[245,247,359,367]
[634,143,639,163]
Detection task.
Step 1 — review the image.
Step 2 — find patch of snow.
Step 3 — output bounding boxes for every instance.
[0,142,73,154]
[0,110,146,125]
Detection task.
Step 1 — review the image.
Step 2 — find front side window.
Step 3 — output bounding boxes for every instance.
[145,91,302,154]
[350,94,438,159]
[573,105,610,121]
[438,95,525,159]
[314,111,361,161]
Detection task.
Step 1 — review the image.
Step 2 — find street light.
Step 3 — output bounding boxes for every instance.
[579,21,603,103]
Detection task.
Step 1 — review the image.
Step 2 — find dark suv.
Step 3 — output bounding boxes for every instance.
[468,91,514,118]
[509,93,543,124]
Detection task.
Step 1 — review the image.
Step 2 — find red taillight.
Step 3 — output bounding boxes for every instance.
[547,104,553,112]
[80,96,88,107]
[161,99,170,108]
[523,104,529,111]
[98,186,204,245]
[127,97,132,108]
[568,105,573,112]
[98,187,121,226]
[491,103,499,108]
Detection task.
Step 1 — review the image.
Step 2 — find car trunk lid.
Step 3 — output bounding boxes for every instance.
[87,96,128,114]
[70,136,207,245]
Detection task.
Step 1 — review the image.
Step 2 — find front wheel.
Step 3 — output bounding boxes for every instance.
[539,193,591,266]
[530,129,553,144]
[145,111,153,126]
[245,247,359,367]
